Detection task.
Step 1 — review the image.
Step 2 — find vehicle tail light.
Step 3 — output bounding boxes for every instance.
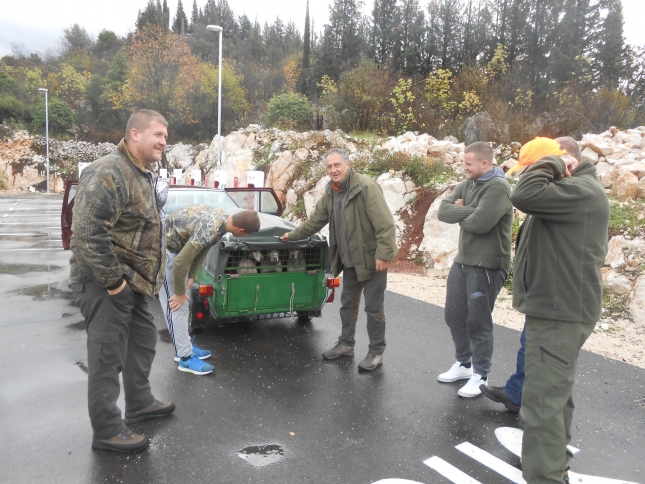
[190,179,195,186]
[234,176,239,187]
[196,312,204,319]
[199,285,213,297]
[214,181,219,188]
[326,289,335,302]
[248,183,255,188]
[171,177,176,184]
[327,277,340,288]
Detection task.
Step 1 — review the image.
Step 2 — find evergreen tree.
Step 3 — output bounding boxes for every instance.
[163,0,170,30]
[371,0,399,68]
[594,0,627,90]
[136,0,165,31]
[428,0,462,69]
[398,0,429,74]
[190,0,199,32]
[172,0,189,34]
[303,0,311,69]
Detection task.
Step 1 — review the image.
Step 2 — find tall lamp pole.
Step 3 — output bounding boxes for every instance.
[38,88,50,193]
[207,25,223,169]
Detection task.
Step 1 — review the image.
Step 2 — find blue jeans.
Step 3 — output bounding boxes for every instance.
[502,321,526,407]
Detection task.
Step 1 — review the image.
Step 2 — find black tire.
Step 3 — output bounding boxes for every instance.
[296,311,313,323]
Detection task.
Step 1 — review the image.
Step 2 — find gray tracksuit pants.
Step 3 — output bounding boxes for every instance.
[158,251,193,359]
[444,263,508,377]
[72,280,157,440]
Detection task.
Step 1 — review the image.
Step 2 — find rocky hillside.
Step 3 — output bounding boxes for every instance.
[2,124,645,331]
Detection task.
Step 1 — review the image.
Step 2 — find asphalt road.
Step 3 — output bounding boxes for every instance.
[0,195,643,484]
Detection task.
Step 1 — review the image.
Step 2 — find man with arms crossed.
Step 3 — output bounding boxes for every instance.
[511,139,609,483]
[160,206,260,375]
[437,141,513,397]
[281,148,397,371]
[70,109,174,453]
[480,136,582,414]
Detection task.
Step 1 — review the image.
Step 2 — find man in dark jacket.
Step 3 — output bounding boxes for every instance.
[480,136,582,414]
[510,139,609,484]
[70,109,174,454]
[437,141,513,398]
[281,148,397,371]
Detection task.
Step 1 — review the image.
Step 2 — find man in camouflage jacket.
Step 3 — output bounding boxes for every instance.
[159,206,260,376]
[70,110,174,454]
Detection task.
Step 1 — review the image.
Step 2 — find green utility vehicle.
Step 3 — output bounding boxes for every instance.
[62,182,338,329]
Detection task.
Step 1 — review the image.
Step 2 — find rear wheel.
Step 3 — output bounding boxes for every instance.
[296,311,313,323]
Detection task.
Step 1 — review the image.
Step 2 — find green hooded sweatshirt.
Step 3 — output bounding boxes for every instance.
[511,157,609,324]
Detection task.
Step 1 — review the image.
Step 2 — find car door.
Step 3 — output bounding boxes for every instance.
[61,180,78,250]
[225,188,283,216]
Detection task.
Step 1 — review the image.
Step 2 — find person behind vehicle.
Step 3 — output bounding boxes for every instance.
[436,141,513,398]
[480,137,582,414]
[510,137,609,484]
[70,109,174,454]
[281,148,397,371]
[160,206,260,375]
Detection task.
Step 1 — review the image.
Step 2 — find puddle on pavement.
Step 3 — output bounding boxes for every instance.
[16,284,75,301]
[0,263,61,275]
[237,444,285,467]
[158,329,173,343]
[67,321,86,331]
[75,361,88,374]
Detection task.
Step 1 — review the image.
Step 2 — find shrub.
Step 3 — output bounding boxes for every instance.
[0,94,24,123]
[405,156,452,187]
[264,92,313,131]
[30,97,76,135]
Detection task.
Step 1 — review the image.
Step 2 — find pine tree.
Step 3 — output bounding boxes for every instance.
[594,0,627,90]
[371,0,399,68]
[162,0,170,30]
[303,0,311,69]
[190,0,199,31]
[172,0,188,34]
[398,0,429,74]
[429,0,462,69]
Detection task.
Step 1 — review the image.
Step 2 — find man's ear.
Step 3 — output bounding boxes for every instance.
[130,128,140,142]
[234,227,247,237]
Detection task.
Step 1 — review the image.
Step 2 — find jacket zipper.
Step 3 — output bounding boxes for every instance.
[538,345,569,365]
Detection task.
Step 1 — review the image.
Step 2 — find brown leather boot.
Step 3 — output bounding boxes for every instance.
[92,429,149,453]
[125,399,176,424]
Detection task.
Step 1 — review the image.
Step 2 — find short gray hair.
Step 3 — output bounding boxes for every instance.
[322,148,349,164]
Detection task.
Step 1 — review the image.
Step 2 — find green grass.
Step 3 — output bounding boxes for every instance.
[608,197,645,237]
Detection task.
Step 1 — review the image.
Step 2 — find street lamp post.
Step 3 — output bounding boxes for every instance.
[207,24,223,169]
[38,88,50,193]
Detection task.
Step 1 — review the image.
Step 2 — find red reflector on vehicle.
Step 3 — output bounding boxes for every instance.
[199,285,213,297]
[327,277,340,288]
[196,312,204,319]
[326,289,335,302]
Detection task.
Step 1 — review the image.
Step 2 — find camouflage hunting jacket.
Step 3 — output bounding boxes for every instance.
[165,205,228,255]
[70,145,165,297]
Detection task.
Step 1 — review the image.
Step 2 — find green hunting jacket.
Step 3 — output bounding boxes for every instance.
[511,157,609,324]
[70,143,164,297]
[287,168,398,282]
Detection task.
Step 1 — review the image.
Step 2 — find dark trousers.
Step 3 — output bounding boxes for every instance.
[444,263,508,377]
[339,267,387,354]
[503,321,526,407]
[72,280,157,439]
[521,316,594,484]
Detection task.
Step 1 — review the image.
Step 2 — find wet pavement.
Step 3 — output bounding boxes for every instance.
[0,196,643,484]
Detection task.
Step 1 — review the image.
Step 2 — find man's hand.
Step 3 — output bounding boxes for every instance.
[169,293,190,311]
[107,279,127,296]
[280,233,290,241]
[454,199,464,206]
[186,278,195,290]
[375,259,388,272]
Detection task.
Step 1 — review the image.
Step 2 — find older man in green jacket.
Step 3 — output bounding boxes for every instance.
[511,144,609,484]
[282,148,398,371]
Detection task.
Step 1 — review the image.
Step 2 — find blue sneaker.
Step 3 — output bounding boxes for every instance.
[173,343,212,362]
[178,354,214,375]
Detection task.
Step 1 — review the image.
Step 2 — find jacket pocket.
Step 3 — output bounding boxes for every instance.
[363,243,377,271]
[538,345,569,365]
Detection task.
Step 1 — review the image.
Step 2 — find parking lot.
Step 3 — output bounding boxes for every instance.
[0,195,643,484]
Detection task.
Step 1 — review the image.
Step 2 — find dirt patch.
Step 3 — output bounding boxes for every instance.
[390,188,437,275]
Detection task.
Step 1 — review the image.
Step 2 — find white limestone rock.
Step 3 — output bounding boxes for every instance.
[376,173,416,214]
[602,267,633,295]
[612,171,639,201]
[419,189,460,271]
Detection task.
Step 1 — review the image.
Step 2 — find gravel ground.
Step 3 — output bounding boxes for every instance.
[387,270,645,369]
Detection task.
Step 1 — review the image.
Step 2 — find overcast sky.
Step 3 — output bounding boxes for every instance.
[1,0,644,58]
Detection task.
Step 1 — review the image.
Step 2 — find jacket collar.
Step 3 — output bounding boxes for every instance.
[326,168,362,198]
[117,139,150,174]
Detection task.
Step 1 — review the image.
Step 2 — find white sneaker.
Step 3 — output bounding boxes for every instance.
[438,361,473,382]
[458,374,486,398]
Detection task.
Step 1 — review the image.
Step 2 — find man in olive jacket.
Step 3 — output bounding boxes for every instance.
[70,109,174,454]
[437,141,513,398]
[281,148,397,371]
[511,146,609,484]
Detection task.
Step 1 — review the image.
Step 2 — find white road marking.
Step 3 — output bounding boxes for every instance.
[2,214,7,217]
[9,207,13,210]
[456,442,525,483]
[0,233,62,236]
[372,480,426,484]
[423,456,483,484]
[495,427,580,458]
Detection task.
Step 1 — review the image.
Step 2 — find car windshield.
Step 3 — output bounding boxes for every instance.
[165,189,239,215]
